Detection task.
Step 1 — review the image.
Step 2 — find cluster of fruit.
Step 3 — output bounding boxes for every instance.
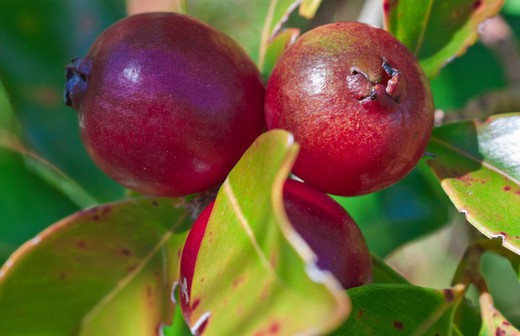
[65,11,433,325]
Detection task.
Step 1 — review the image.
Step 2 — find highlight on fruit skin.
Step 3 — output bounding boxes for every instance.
[65,12,265,197]
[265,21,434,197]
[179,179,371,325]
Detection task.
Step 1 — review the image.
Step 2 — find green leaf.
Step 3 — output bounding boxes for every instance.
[481,252,520,326]
[0,79,18,134]
[0,141,79,263]
[262,28,299,81]
[335,161,451,257]
[184,130,349,335]
[384,0,505,78]
[186,0,322,75]
[0,1,125,202]
[0,197,192,336]
[371,254,409,284]
[331,284,465,335]
[479,292,520,336]
[426,114,520,255]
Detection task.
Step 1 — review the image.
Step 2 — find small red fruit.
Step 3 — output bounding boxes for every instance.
[179,179,371,324]
[265,22,434,196]
[65,13,265,197]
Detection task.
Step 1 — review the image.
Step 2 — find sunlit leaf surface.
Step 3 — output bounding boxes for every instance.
[183,130,349,335]
[384,0,504,77]
[0,198,192,336]
[427,114,520,255]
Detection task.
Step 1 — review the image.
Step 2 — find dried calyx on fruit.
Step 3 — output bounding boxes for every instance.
[179,179,371,326]
[265,22,434,196]
[65,12,265,197]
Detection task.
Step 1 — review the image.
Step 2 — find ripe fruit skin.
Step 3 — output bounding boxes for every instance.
[65,13,265,197]
[265,22,434,196]
[179,179,371,323]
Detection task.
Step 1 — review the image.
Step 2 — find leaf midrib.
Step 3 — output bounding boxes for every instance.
[414,0,434,56]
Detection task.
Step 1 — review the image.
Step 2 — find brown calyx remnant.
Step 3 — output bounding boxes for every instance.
[348,58,404,104]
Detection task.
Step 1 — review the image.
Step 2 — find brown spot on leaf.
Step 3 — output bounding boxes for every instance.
[77,240,87,249]
[269,322,280,334]
[120,248,132,257]
[443,289,454,302]
[151,200,159,207]
[474,0,482,9]
[393,320,404,330]
[92,214,100,221]
[357,309,364,318]
[33,86,60,107]
[502,321,511,326]
[260,283,270,301]
[498,231,509,238]
[504,186,512,191]
[127,263,138,273]
[456,174,483,186]
[59,272,67,280]
[270,252,277,267]
[496,327,506,336]
[232,275,247,289]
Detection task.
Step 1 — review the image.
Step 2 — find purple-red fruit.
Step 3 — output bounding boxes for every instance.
[65,13,265,196]
[179,179,371,324]
[265,22,434,196]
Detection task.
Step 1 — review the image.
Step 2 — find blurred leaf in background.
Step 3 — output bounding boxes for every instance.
[0,0,126,202]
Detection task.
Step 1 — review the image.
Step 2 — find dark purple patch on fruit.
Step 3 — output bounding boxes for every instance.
[283,180,372,289]
[66,13,265,197]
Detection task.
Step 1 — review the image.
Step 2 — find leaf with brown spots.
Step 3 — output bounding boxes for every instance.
[331,284,465,336]
[479,292,520,336]
[183,130,349,335]
[384,0,504,77]
[426,114,520,255]
[0,197,192,336]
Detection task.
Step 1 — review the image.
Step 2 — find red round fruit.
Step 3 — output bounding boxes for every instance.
[65,13,265,197]
[179,179,371,324]
[265,22,434,196]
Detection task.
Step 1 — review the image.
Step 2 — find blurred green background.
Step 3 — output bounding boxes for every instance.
[0,0,519,327]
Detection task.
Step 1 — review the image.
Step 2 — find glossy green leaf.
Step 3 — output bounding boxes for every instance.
[0,197,192,336]
[481,252,520,326]
[426,114,520,255]
[453,297,483,336]
[262,28,299,81]
[384,0,504,78]
[479,292,520,335]
[186,0,322,75]
[0,140,79,264]
[0,1,125,202]
[184,130,349,335]
[331,284,465,335]
[335,161,451,257]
